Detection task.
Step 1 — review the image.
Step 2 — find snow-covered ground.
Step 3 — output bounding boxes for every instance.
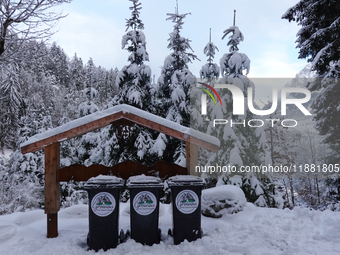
[0,203,340,255]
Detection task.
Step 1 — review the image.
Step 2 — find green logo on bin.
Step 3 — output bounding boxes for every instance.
[91,192,116,217]
[133,191,157,216]
[176,190,199,214]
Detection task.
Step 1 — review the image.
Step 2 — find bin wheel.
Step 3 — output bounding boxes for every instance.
[86,232,90,246]
[168,228,172,237]
[119,229,125,243]
[201,228,205,237]
[126,229,130,238]
[158,228,162,242]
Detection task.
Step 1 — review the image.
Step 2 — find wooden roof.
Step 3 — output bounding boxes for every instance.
[21,104,219,154]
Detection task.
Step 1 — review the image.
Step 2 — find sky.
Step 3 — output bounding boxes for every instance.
[50,0,308,102]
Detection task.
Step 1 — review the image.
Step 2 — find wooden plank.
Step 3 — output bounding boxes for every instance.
[44,143,60,238]
[21,111,219,154]
[57,160,188,182]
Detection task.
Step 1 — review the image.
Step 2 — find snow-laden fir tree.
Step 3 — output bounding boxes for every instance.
[283,0,340,164]
[154,6,198,165]
[206,15,275,207]
[103,0,156,165]
[0,111,52,213]
[200,29,220,82]
[283,0,340,206]
[113,0,154,111]
[0,63,23,150]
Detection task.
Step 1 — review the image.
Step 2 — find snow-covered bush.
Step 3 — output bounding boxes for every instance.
[201,185,247,218]
[60,181,88,208]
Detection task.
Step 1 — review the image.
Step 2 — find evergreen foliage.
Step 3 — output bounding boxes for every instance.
[283,0,340,204]
[205,23,276,207]
[200,29,220,82]
[156,8,198,164]
[283,0,340,163]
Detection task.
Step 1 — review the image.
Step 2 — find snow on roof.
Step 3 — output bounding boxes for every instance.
[20,104,220,151]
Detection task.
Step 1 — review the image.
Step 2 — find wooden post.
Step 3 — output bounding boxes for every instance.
[45,143,60,238]
[186,142,198,176]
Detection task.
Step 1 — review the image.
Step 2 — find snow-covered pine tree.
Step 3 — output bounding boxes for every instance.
[78,58,100,118]
[200,29,220,82]
[47,42,69,87]
[114,0,154,111]
[154,6,198,164]
[192,29,220,165]
[283,0,340,164]
[104,0,157,166]
[208,14,275,207]
[0,63,23,150]
[69,53,85,91]
[283,0,340,205]
[1,111,52,213]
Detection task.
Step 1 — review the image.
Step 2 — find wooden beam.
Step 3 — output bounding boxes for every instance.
[47,213,58,238]
[186,142,191,175]
[45,143,60,238]
[21,111,219,154]
[186,142,198,176]
[190,143,198,176]
[57,160,187,182]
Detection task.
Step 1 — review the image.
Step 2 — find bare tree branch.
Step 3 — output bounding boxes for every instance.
[0,0,71,65]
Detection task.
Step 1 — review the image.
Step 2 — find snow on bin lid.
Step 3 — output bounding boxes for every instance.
[167,175,205,186]
[126,174,163,187]
[84,175,124,188]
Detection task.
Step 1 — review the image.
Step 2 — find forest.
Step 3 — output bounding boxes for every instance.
[0,0,339,215]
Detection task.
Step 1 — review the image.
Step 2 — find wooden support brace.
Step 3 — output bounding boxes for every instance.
[45,143,60,238]
[186,142,198,176]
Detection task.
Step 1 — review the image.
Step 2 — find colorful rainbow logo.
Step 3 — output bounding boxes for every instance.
[197,82,222,106]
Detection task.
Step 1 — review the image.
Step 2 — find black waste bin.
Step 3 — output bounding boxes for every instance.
[84,175,125,251]
[167,175,205,245]
[126,175,163,246]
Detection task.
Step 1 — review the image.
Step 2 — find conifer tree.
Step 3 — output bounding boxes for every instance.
[200,29,220,82]
[2,111,52,213]
[208,13,275,207]
[283,0,340,164]
[283,0,340,205]
[114,0,154,111]
[104,0,156,165]
[0,63,23,149]
[154,5,198,164]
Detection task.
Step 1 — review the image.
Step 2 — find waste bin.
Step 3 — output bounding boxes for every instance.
[126,175,163,246]
[84,174,125,251]
[167,175,205,245]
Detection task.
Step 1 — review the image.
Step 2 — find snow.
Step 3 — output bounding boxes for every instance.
[21,104,220,149]
[127,174,163,187]
[1,202,340,254]
[127,174,161,183]
[86,175,124,184]
[202,185,247,216]
[167,175,205,186]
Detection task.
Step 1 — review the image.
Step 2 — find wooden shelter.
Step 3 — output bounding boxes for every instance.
[20,104,219,238]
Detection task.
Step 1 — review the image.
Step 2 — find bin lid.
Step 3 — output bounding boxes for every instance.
[126,174,163,188]
[84,174,125,189]
[167,175,205,187]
